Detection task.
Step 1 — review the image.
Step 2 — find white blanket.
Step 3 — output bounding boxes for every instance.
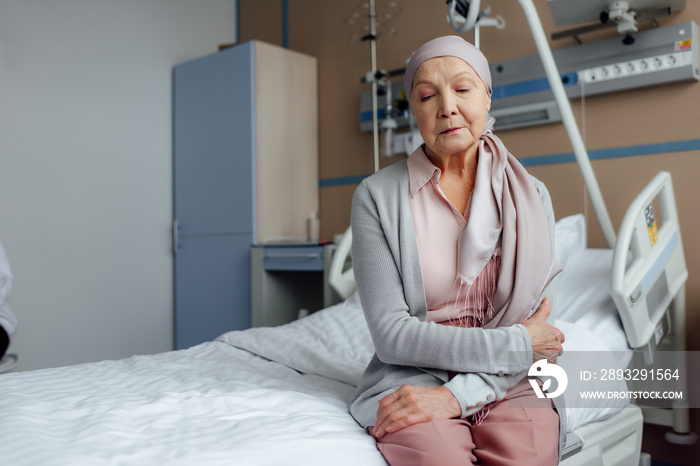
[217,294,372,387]
[0,340,385,466]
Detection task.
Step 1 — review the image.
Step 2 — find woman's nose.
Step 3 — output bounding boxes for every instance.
[438,94,458,117]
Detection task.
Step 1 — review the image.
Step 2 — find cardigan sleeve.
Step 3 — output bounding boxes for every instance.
[444,370,526,418]
[351,178,532,375]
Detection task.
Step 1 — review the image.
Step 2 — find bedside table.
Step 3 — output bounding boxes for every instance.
[251,243,340,327]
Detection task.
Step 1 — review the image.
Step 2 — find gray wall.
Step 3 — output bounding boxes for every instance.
[0,0,238,371]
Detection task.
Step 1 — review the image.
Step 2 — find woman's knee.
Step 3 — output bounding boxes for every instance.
[376,420,476,466]
[471,404,559,466]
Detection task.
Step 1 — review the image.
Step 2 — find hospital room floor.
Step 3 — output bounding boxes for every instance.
[643,423,700,466]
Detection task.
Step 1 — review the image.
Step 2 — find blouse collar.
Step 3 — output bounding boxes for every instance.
[407,146,441,198]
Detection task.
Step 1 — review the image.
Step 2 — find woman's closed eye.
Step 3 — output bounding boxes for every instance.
[454,82,474,94]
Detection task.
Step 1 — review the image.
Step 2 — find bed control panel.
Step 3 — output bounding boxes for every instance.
[638,310,671,365]
[611,172,687,351]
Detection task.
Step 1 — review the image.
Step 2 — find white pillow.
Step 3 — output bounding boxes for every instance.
[557,248,612,322]
[556,320,631,432]
[556,247,632,369]
[554,214,587,269]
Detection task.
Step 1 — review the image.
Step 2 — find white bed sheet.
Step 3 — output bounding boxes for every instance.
[0,339,385,466]
[558,248,630,355]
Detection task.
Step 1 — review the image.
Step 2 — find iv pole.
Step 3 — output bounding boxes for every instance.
[354,1,400,172]
[516,0,616,248]
[368,0,380,173]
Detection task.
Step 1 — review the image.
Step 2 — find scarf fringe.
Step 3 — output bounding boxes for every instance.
[469,404,491,427]
[445,252,501,424]
[447,252,501,328]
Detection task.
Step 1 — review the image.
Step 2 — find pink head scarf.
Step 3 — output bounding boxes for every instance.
[405,36,561,328]
[404,35,492,98]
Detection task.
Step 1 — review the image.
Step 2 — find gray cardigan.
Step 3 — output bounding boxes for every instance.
[349,160,566,459]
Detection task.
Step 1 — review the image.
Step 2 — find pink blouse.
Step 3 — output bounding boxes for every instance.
[407,149,501,326]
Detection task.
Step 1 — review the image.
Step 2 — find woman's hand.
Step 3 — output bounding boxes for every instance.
[522,298,565,363]
[372,385,461,439]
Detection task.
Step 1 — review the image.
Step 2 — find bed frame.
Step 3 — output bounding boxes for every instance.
[611,172,696,445]
[561,170,694,464]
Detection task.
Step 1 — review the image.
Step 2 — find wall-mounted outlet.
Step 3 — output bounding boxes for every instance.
[578,51,692,84]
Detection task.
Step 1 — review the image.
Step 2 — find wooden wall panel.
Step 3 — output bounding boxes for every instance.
[319,184,356,243]
[238,0,282,46]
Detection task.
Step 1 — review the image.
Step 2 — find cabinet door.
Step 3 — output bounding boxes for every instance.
[174,235,251,349]
[173,43,255,237]
[173,43,255,349]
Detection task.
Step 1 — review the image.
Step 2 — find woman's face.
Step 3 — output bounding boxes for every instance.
[409,56,491,162]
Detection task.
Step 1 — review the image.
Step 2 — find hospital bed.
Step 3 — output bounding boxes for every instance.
[0,1,691,460]
[0,169,688,465]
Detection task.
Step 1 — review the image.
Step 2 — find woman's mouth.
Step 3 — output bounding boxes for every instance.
[440,127,462,135]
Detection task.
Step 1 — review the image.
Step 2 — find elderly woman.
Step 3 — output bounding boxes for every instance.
[349,36,566,465]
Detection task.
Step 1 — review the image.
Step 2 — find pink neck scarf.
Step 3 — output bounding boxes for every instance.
[463,116,560,328]
[405,36,561,327]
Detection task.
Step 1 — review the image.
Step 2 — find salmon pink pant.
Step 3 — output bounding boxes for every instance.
[371,379,559,466]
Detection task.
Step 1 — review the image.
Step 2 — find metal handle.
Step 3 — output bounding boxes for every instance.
[172,220,178,255]
[264,253,320,259]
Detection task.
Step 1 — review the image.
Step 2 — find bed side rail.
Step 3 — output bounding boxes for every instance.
[610,171,687,351]
[328,226,356,300]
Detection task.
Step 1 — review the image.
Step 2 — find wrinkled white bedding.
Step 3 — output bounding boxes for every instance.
[0,336,384,466]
